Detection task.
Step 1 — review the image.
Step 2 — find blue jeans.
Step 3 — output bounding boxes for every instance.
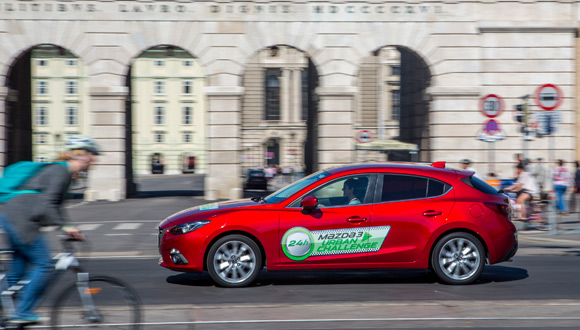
[1,215,52,318]
[554,185,568,212]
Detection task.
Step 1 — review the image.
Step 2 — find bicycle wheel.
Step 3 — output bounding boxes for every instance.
[50,275,141,330]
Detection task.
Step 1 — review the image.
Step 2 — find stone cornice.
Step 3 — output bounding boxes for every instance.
[479,21,578,33]
[316,86,358,96]
[205,86,245,96]
[89,86,129,98]
[428,86,480,98]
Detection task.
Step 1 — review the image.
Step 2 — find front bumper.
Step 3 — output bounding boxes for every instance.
[158,228,207,272]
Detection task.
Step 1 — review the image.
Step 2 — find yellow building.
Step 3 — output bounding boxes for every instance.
[130,47,207,174]
[30,45,89,162]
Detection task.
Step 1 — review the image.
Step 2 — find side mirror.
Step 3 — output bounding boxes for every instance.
[301,196,318,214]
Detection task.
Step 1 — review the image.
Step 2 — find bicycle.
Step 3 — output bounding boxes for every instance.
[507,192,550,230]
[0,238,141,329]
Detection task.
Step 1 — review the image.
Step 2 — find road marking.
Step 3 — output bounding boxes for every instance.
[105,233,132,236]
[113,223,142,230]
[76,224,103,231]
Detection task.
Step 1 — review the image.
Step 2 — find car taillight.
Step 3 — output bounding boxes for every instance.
[484,202,509,215]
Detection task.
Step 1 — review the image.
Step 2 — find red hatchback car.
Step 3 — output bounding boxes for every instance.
[158,162,517,287]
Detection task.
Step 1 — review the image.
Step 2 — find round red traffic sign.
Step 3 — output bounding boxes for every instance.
[534,84,563,111]
[356,130,373,143]
[479,94,504,118]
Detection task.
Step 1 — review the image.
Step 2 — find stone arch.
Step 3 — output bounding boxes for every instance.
[355,44,432,162]
[240,44,320,175]
[2,43,89,166]
[124,44,207,196]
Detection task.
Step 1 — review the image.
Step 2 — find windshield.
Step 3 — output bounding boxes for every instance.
[264,170,331,204]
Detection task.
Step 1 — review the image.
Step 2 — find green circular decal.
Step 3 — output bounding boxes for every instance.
[281,227,314,261]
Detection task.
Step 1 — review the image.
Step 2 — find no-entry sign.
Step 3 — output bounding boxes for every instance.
[479,94,504,118]
[535,84,563,111]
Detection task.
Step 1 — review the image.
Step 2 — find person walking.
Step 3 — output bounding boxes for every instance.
[552,159,572,215]
[0,136,99,324]
[460,159,482,179]
[532,158,548,193]
[570,161,580,213]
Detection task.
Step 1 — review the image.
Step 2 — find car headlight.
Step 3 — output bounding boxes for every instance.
[169,220,211,235]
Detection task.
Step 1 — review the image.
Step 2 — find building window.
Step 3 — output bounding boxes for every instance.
[391,65,401,76]
[66,59,77,66]
[183,60,192,67]
[183,134,192,143]
[264,69,281,120]
[35,134,48,145]
[65,106,78,126]
[301,70,308,121]
[182,106,192,125]
[37,59,47,67]
[154,106,165,125]
[183,81,193,94]
[392,90,401,120]
[36,81,48,95]
[66,81,78,95]
[35,107,48,126]
[154,80,165,95]
[154,134,164,143]
[154,60,165,67]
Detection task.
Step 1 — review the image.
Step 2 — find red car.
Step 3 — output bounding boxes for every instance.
[158,162,517,287]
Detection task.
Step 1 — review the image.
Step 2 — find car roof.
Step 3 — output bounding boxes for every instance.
[324,162,459,178]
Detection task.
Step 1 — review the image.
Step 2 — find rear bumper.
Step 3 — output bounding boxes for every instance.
[498,233,518,263]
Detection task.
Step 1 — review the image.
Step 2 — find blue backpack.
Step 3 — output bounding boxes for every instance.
[0,161,67,203]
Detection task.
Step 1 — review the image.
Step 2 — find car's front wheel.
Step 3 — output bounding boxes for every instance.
[431,232,485,285]
[207,235,262,288]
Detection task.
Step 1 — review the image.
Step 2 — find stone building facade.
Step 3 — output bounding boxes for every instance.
[0,0,578,200]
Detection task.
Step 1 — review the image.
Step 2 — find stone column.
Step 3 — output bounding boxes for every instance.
[292,69,302,123]
[204,86,243,200]
[316,86,357,169]
[86,86,129,201]
[0,86,7,168]
[281,69,291,123]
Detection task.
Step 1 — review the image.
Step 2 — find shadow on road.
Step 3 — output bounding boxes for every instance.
[135,190,204,198]
[166,266,528,288]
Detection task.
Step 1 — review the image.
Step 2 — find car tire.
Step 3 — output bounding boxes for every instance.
[207,235,262,288]
[431,232,485,285]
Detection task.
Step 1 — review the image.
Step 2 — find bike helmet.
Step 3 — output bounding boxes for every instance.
[65,135,101,155]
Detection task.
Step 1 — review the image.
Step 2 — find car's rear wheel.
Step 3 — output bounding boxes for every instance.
[207,235,262,288]
[431,232,485,285]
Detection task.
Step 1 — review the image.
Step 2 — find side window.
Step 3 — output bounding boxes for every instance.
[427,179,452,197]
[382,175,427,202]
[382,175,451,202]
[307,175,371,207]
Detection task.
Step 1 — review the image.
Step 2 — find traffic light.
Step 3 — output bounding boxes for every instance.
[514,104,524,123]
[514,103,528,126]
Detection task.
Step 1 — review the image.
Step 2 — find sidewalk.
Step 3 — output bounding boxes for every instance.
[516,212,580,256]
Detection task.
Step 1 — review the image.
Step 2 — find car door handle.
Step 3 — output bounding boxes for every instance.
[423,210,443,217]
[347,216,367,223]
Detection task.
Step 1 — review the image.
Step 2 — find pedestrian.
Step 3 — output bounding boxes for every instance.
[0,136,99,324]
[569,160,580,213]
[552,159,572,215]
[459,159,482,179]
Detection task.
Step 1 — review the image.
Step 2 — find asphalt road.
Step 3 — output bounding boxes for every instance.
[35,255,580,329]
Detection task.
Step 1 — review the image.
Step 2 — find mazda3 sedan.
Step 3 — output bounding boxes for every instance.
[158,162,517,287]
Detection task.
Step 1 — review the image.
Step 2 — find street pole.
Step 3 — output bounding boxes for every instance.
[522,96,529,161]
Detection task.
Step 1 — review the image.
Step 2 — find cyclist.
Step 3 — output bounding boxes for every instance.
[505,163,539,220]
[0,136,99,324]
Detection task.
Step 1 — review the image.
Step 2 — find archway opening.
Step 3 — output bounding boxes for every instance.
[4,44,87,166]
[240,45,319,192]
[356,46,431,162]
[125,45,207,197]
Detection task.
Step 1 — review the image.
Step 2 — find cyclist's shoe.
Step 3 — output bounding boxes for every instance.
[8,314,47,324]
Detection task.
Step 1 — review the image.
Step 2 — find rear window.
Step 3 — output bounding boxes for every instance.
[463,176,499,195]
